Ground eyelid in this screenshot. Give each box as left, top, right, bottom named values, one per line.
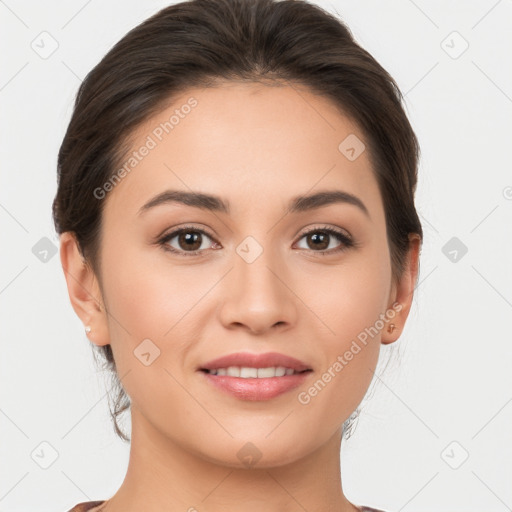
left=158, top=223, right=355, bottom=256
left=156, top=224, right=219, bottom=255
left=295, top=224, right=351, bottom=241
left=294, top=225, right=355, bottom=255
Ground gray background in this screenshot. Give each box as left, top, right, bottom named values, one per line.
left=1, top=0, right=511, bottom=510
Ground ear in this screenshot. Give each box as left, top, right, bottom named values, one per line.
left=381, top=233, right=422, bottom=344
left=59, top=232, right=110, bottom=347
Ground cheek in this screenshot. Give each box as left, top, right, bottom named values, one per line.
left=101, top=240, right=213, bottom=341
left=306, top=246, right=390, bottom=404
left=99, top=240, right=223, bottom=405
left=297, top=280, right=384, bottom=430
left=316, top=250, right=392, bottom=343
left=99, top=244, right=204, bottom=415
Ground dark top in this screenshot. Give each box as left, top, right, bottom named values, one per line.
left=67, top=501, right=390, bottom=512
left=67, top=502, right=105, bottom=512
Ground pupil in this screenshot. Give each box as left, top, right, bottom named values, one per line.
left=310, top=232, right=328, bottom=250
left=180, top=232, right=201, bottom=250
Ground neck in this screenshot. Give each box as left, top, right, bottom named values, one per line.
left=103, top=408, right=360, bottom=512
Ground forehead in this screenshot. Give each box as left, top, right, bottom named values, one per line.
left=103, top=82, right=383, bottom=221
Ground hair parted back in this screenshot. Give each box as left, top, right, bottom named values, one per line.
left=53, top=0, right=423, bottom=443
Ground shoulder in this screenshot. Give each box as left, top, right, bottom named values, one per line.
left=66, top=501, right=106, bottom=512
left=65, top=501, right=388, bottom=512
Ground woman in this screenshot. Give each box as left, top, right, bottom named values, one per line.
left=54, top=0, right=422, bottom=510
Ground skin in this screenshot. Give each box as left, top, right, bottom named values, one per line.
left=60, top=81, right=421, bottom=512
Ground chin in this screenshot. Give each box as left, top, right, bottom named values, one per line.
left=192, top=434, right=313, bottom=470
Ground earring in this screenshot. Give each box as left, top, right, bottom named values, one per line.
left=387, top=323, right=396, bottom=333
left=85, top=325, right=92, bottom=334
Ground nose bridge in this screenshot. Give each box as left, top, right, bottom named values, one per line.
left=235, top=235, right=286, bottom=304
left=237, top=242, right=282, bottom=297
left=218, top=234, right=297, bottom=332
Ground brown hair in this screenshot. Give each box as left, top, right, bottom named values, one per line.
left=53, top=0, right=423, bottom=442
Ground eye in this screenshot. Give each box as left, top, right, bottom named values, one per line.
left=157, top=224, right=355, bottom=257
left=158, top=225, right=219, bottom=255
left=294, top=226, right=354, bottom=255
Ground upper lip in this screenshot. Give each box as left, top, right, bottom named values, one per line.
left=199, top=351, right=312, bottom=372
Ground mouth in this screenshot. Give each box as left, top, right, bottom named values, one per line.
left=197, top=352, right=313, bottom=400
left=198, top=351, right=312, bottom=373
left=198, top=367, right=312, bottom=401
left=200, top=366, right=311, bottom=377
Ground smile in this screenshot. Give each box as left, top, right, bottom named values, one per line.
left=202, top=366, right=307, bottom=377
left=199, top=368, right=312, bottom=400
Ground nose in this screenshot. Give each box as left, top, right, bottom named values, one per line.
left=217, top=247, right=298, bottom=335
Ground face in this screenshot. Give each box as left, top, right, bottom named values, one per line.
left=70, top=82, right=413, bottom=468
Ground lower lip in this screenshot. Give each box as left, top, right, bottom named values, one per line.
left=199, top=371, right=311, bottom=400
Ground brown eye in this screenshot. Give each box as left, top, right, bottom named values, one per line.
left=305, top=231, right=330, bottom=250
left=295, top=227, right=354, bottom=255
left=159, top=226, right=218, bottom=255
left=158, top=225, right=354, bottom=257
left=176, top=231, right=203, bottom=251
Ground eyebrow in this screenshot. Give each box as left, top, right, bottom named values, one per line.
left=137, top=189, right=369, bottom=218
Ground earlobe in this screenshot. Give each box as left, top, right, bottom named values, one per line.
left=59, top=232, right=110, bottom=346
left=381, top=233, right=422, bottom=345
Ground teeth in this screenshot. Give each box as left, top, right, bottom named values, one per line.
left=275, top=366, right=286, bottom=377
left=227, top=366, right=240, bottom=377
left=240, top=367, right=257, bottom=378
left=258, top=367, right=276, bottom=378
left=206, top=366, right=299, bottom=378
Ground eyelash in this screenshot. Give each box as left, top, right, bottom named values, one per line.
left=157, top=224, right=356, bottom=257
